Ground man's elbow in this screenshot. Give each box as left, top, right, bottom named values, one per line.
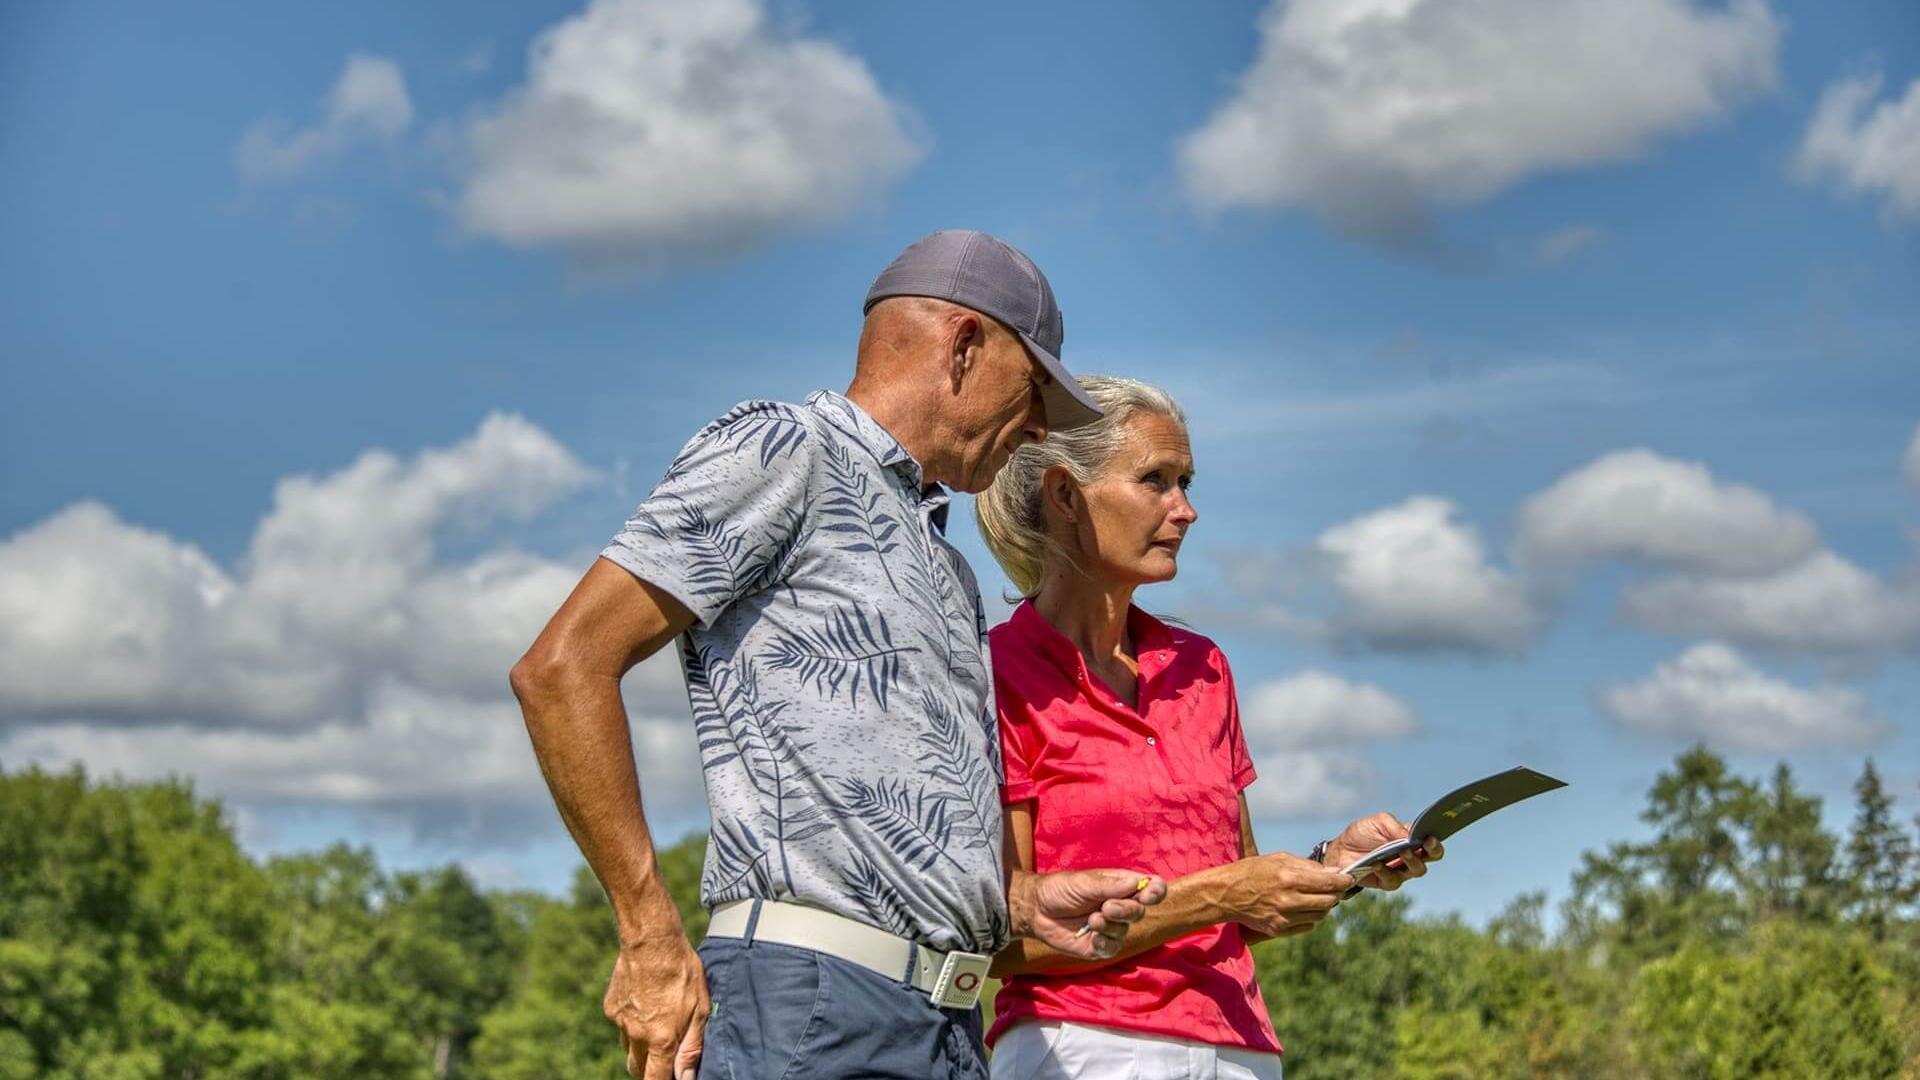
left=509, top=646, right=573, bottom=710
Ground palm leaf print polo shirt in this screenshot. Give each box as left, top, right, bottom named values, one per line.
left=601, top=390, right=1009, bottom=953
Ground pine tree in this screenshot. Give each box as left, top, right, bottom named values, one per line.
left=1566, top=745, right=1754, bottom=956
left=1843, top=759, right=1918, bottom=938
left=1644, top=745, right=1753, bottom=899
left=1740, top=763, right=1838, bottom=923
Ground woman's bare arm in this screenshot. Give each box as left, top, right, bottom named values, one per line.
left=989, top=796, right=1349, bottom=977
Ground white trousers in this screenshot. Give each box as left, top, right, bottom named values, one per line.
left=990, top=1021, right=1284, bottom=1080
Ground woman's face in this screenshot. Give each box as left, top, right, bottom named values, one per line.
left=1062, top=411, right=1197, bottom=586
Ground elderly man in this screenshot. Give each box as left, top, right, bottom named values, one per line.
left=512, top=231, right=1168, bottom=1080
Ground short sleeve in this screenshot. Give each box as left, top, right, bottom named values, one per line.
left=1220, top=651, right=1258, bottom=791
left=999, top=707, right=1038, bottom=805
left=600, top=402, right=815, bottom=628
left=995, top=670, right=1040, bottom=805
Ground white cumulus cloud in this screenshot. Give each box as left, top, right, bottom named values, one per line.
left=0, top=503, right=240, bottom=721
left=2, top=676, right=700, bottom=844
left=1240, top=750, right=1378, bottom=820
left=457, top=0, right=922, bottom=264
left=0, top=416, right=700, bottom=841
left=1595, top=641, right=1884, bottom=751
left=235, top=54, right=414, bottom=182
left=1622, top=551, right=1920, bottom=656
left=1796, top=74, right=1920, bottom=224
left=1515, top=449, right=1820, bottom=576
left=0, top=413, right=592, bottom=725
left=1177, top=0, right=1780, bottom=243
left=1236, top=670, right=1421, bottom=821
left=1242, top=670, right=1419, bottom=750
left=1316, top=496, right=1543, bottom=654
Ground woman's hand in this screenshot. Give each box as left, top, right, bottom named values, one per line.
left=1322, top=812, right=1446, bottom=891
left=1218, top=852, right=1355, bottom=938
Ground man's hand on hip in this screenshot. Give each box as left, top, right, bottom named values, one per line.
left=604, top=929, right=709, bottom=1080
left=1010, top=868, right=1169, bottom=959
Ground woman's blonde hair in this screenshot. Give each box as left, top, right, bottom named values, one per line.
left=974, top=375, right=1187, bottom=597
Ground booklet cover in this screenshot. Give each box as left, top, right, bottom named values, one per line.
left=1340, top=766, right=1568, bottom=886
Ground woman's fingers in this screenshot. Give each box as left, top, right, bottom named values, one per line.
left=1253, top=903, right=1335, bottom=937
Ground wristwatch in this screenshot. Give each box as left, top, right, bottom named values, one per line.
left=1308, top=838, right=1333, bottom=865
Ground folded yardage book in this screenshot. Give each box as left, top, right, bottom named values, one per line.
left=1340, top=766, right=1567, bottom=889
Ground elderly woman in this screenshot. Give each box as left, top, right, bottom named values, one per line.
left=974, top=376, right=1443, bottom=1080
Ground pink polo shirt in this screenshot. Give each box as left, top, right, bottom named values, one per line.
left=986, top=600, right=1281, bottom=1055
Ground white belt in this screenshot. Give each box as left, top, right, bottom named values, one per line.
left=706, top=899, right=992, bottom=1010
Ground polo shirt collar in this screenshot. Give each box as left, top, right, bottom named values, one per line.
left=1008, top=598, right=1177, bottom=669
left=805, top=389, right=950, bottom=533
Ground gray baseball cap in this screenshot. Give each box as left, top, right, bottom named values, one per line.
left=863, top=229, right=1104, bottom=430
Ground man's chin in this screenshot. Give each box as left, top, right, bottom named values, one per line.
left=966, top=454, right=1015, bottom=492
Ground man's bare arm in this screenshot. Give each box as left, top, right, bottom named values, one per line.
left=510, top=557, right=706, bottom=1080
left=511, top=557, right=693, bottom=939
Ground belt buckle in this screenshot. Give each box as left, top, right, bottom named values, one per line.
left=928, top=950, right=991, bottom=1009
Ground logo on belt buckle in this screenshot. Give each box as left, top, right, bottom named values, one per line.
left=929, top=950, right=991, bottom=1009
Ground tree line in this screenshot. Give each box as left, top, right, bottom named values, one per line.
left=2, top=747, right=1916, bottom=1079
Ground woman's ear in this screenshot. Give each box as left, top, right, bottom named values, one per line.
left=1041, top=465, right=1078, bottom=524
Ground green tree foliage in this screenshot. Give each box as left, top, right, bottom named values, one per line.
left=0, top=769, right=536, bottom=1080
left=1742, top=763, right=1841, bottom=923
left=1845, top=759, right=1919, bottom=938
left=1632, top=921, right=1903, bottom=1079
left=4, top=758, right=1917, bottom=1080
left=469, top=870, right=627, bottom=1080
left=1565, top=746, right=1754, bottom=958
left=0, top=767, right=279, bottom=1079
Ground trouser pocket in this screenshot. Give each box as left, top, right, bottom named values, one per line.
left=698, top=940, right=827, bottom=1080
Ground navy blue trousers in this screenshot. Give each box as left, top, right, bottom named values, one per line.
left=696, top=933, right=989, bottom=1080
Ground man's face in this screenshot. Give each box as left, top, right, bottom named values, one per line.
left=950, top=328, right=1050, bottom=493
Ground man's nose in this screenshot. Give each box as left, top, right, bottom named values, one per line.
left=1024, top=400, right=1050, bottom=445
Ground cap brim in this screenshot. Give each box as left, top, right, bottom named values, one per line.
left=1017, top=331, right=1103, bottom=431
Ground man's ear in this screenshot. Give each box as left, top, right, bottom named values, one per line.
left=947, top=311, right=984, bottom=393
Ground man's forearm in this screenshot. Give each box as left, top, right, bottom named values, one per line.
left=993, top=864, right=1234, bottom=977
left=514, top=662, right=680, bottom=943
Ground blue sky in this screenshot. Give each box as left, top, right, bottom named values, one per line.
left=2, top=0, right=1917, bottom=921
